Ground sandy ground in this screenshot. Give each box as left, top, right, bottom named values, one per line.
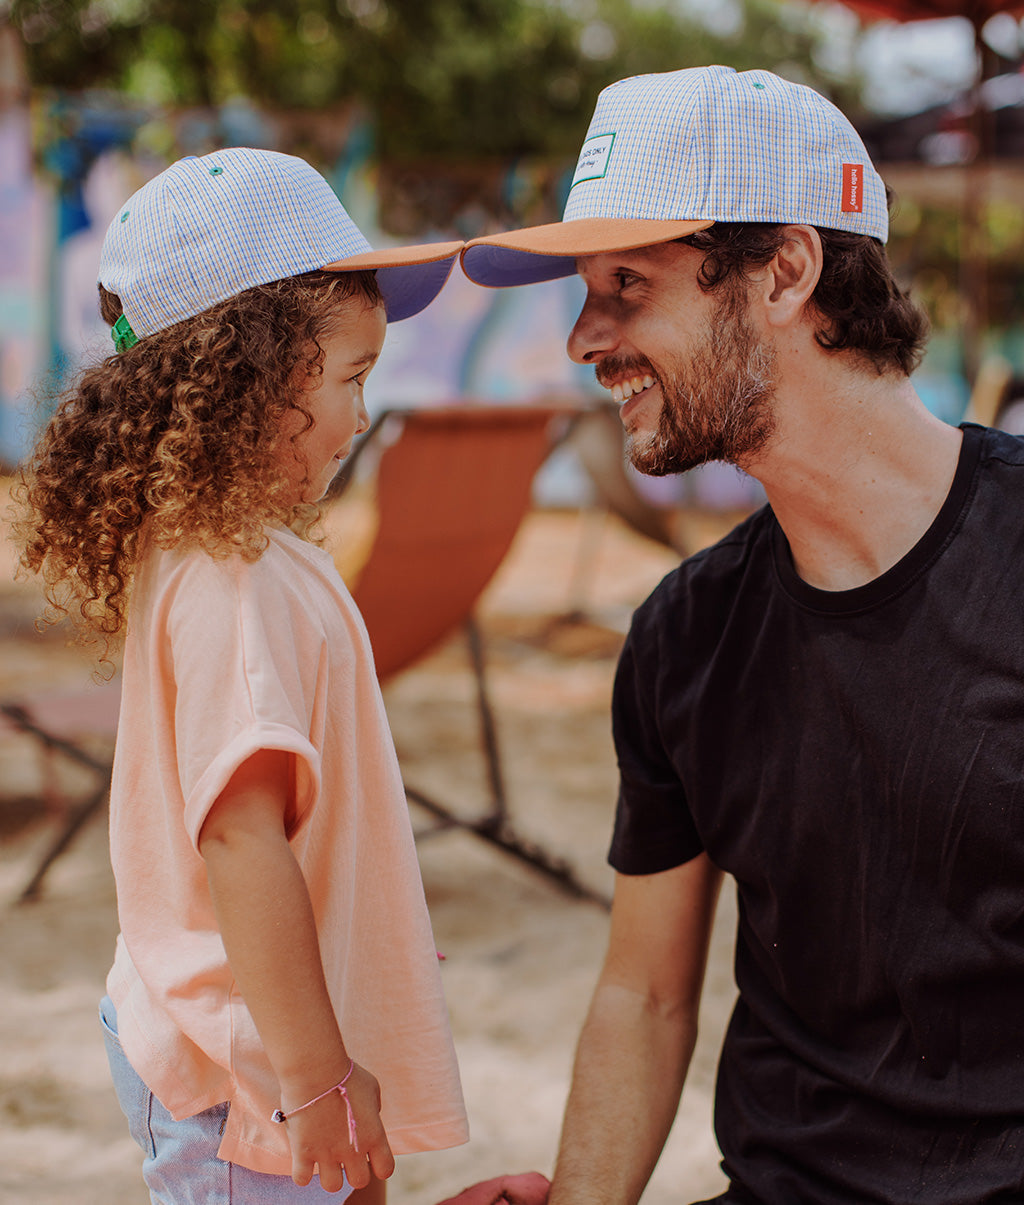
left=0, top=501, right=744, bottom=1205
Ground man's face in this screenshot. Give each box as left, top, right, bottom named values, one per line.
left=568, top=241, right=778, bottom=476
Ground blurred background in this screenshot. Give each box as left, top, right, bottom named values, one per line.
left=2, top=4, right=1024, bottom=1202
left=3, top=0, right=1024, bottom=480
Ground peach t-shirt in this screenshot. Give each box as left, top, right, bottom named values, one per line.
left=106, top=526, right=468, bottom=1174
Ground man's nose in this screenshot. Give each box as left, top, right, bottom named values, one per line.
left=567, top=294, right=620, bottom=366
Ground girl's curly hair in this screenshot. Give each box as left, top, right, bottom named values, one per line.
left=13, top=269, right=383, bottom=652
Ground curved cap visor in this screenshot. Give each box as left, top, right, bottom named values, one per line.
left=461, top=217, right=712, bottom=287
left=326, top=241, right=462, bottom=321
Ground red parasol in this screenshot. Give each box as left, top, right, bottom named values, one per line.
left=834, top=0, right=1024, bottom=20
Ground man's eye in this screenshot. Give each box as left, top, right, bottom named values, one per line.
left=614, top=272, right=640, bottom=291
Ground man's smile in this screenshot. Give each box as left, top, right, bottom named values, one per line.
left=606, top=372, right=655, bottom=404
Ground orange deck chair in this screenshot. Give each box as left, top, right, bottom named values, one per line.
left=325, top=403, right=606, bottom=905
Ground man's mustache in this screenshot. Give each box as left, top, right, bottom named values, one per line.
left=594, top=355, right=658, bottom=390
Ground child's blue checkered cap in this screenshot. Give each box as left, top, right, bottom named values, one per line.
left=99, top=147, right=462, bottom=340
left=461, top=65, right=889, bottom=287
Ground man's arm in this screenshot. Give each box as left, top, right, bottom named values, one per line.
left=549, top=853, right=723, bottom=1205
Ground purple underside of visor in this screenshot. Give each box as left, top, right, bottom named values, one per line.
left=461, top=244, right=579, bottom=288
left=374, top=256, right=458, bottom=321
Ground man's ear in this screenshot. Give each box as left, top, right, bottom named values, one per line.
left=758, top=225, right=822, bottom=330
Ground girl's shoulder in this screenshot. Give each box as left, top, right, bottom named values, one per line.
left=139, top=527, right=339, bottom=616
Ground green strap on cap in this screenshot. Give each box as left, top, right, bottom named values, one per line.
left=112, top=313, right=139, bottom=353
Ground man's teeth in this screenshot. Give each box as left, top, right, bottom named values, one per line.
left=610, top=374, right=655, bottom=403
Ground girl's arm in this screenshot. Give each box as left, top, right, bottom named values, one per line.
left=198, top=748, right=395, bottom=1192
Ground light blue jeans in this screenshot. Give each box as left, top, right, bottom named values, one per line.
left=100, top=996, right=353, bottom=1204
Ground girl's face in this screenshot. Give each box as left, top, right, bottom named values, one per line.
left=283, top=301, right=386, bottom=503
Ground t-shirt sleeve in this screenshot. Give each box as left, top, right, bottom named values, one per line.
left=608, top=620, right=704, bottom=875
left=164, top=553, right=325, bottom=850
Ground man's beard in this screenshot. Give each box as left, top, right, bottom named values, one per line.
left=620, top=287, right=778, bottom=478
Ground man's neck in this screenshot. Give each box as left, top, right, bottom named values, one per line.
left=742, top=364, right=964, bottom=593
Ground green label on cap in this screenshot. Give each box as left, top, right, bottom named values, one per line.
left=112, top=313, right=139, bottom=353
left=571, top=133, right=615, bottom=190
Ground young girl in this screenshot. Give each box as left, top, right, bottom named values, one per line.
left=15, top=147, right=469, bottom=1203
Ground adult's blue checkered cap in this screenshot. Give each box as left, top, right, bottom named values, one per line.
left=99, top=147, right=461, bottom=334
left=461, top=65, right=889, bottom=288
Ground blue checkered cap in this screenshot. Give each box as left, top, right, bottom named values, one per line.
left=461, top=65, right=888, bottom=288
left=569, top=66, right=887, bottom=233
left=100, top=148, right=460, bottom=332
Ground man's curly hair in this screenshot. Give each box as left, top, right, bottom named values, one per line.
left=13, top=269, right=383, bottom=651
left=680, top=215, right=929, bottom=377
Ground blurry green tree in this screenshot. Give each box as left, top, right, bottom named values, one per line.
left=7, top=0, right=863, bottom=159
left=8, top=1, right=1024, bottom=380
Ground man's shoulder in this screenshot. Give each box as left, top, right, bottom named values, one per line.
left=958, top=424, right=1024, bottom=532
left=646, top=503, right=772, bottom=602
left=631, top=504, right=774, bottom=637
left=975, top=422, right=1024, bottom=470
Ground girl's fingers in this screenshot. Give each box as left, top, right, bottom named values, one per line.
left=293, top=1158, right=350, bottom=1194
left=368, top=1140, right=396, bottom=1181
left=344, top=1157, right=372, bottom=1190
left=291, top=1158, right=315, bottom=1187
left=317, top=1161, right=347, bottom=1194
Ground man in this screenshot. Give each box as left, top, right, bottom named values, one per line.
left=460, top=65, right=1024, bottom=1204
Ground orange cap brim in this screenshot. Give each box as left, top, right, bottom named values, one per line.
left=460, top=217, right=713, bottom=287
left=325, top=240, right=464, bottom=321
left=325, top=240, right=464, bottom=272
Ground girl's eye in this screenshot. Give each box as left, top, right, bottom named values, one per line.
left=347, top=369, right=370, bottom=385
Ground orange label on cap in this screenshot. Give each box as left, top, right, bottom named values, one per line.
left=842, top=163, right=863, bottom=213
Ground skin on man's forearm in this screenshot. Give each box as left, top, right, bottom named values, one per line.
left=548, top=981, right=697, bottom=1205
left=550, top=857, right=723, bottom=1205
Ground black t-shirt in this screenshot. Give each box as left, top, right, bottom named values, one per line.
left=610, top=424, right=1024, bottom=1204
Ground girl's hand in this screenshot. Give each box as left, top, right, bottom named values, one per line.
left=284, top=1062, right=395, bottom=1193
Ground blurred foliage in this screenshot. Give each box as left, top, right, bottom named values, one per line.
left=888, top=193, right=1024, bottom=337
left=10, top=0, right=1024, bottom=342
left=7, top=0, right=863, bottom=159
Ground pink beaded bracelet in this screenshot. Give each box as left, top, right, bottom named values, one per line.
left=270, top=1059, right=359, bottom=1150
